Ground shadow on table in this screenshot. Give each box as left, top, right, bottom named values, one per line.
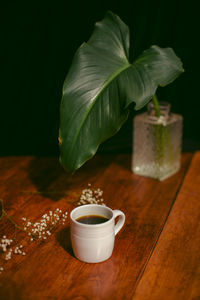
left=26, top=154, right=115, bottom=202
left=0, top=277, right=22, bottom=300
left=56, top=226, right=75, bottom=258
left=26, top=157, right=68, bottom=201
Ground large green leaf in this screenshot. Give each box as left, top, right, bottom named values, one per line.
left=59, top=11, right=184, bottom=172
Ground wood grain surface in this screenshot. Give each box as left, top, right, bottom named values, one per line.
left=0, top=153, right=195, bottom=300
left=132, top=152, right=200, bottom=300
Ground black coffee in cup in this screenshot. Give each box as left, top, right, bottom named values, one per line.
left=76, top=215, right=109, bottom=224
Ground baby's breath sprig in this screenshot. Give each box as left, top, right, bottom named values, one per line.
left=21, top=208, right=68, bottom=242
left=0, top=199, right=68, bottom=274
left=77, top=184, right=105, bottom=206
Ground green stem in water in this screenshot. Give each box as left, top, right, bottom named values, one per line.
left=152, top=94, right=164, bottom=170
left=152, top=94, right=160, bottom=118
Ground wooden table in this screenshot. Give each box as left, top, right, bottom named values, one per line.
left=0, top=152, right=199, bottom=300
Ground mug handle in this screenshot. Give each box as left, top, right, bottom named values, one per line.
left=113, top=210, right=125, bottom=236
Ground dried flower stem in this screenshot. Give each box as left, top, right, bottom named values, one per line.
left=0, top=199, right=26, bottom=238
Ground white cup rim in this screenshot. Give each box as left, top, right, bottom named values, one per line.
left=70, top=204, right=114, bottom=228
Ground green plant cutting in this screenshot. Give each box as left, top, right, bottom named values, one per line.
left=59, top=11, right=184, bottom=173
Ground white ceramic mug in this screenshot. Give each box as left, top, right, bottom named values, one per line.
left=70, top=204, right=125, bottom=263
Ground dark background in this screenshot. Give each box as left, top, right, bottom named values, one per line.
left=1, top=0, right=200, bottom=157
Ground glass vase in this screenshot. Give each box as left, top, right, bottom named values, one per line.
left=132, top=101, right=183, bottom=181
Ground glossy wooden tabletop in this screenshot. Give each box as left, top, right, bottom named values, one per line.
left=0, top=152, right=199, bottom=300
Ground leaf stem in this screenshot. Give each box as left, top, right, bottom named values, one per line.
left=152, top=94, right=161, bottom=118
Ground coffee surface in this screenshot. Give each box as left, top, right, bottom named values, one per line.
left=76, top=215, right=109, bottom=224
